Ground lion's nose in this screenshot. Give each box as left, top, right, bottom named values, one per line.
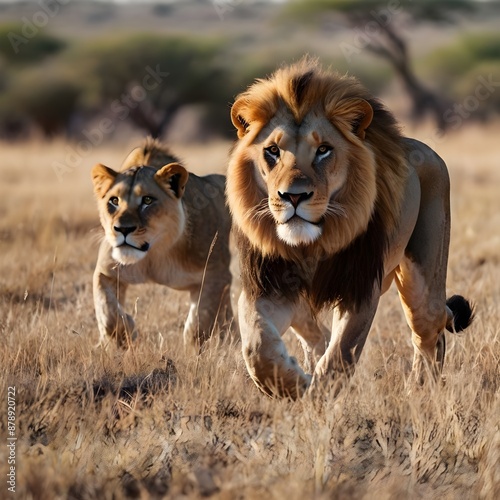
left=114, top=226, right=136, bottom=236
left=278, top=191, right=313, bottom=208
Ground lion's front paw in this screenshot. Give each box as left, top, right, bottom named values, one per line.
left=249, top=356, right=312, bottom=400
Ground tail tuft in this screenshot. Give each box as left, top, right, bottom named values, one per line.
left=446, top=295, right=475, bottom=333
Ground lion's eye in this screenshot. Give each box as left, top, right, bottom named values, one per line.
left=315, top=144, right=333, bottom=161
left=264, top=144, right=280, bottom=167
left=142, top=196, right=154, bottom=206
left=109, top=196, right=119, bottom=206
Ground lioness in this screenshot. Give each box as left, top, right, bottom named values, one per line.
left=92, top=138, right=233, bottom=349
left=226, top=59, right=474, bottom=398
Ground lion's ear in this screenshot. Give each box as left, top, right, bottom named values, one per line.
left=338, top=98, right=374, bottom=140
left=231, top=97, right=251, bottom=139
left=155, top=162, right=189, bottom=198
left=91, top=163, right=118, bottom=198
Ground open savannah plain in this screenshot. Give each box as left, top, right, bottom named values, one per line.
left=1, top=1, right=500, bottom=498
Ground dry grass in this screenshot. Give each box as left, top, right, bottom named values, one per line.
left=0, top=125, right=499, bottom=499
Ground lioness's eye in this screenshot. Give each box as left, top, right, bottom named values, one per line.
left=109, top=196, right=119, bottom=206
left=142, top=196, right=154, bottom=206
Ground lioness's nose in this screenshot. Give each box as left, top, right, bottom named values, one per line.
left=114, top=226, right=136, bottom=236
left=278, top=191, right=313, bottom=208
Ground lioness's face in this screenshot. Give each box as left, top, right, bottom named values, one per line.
left=92, top=163, right=188, bottom=266
left=252, top=110, right=352, bottom=247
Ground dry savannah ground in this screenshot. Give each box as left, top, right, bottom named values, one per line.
left=1, top=123, right=499, bottom=499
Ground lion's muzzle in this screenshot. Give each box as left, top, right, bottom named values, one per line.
left=278, top=190, right=314, bottom=208
left=271, top=185, right=324, bottom=246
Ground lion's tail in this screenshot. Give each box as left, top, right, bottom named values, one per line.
left=445, top=295, right=475, bottom=333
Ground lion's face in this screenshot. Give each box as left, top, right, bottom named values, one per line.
left=252, top=110, right=358, bottom=247
left=92, top=163, right=188, bottom=266
left=227, top=98, right=379, bottom=258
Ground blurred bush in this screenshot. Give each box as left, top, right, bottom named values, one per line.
left=6, top=66, right=81, bottom=136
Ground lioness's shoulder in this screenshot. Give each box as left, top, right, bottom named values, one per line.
left=189, top=172, right=225, bottom=189
left=184, top=172, right=228, bottom=221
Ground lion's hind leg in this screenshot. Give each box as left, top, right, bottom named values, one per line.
left=395, top=259, right=449, bottom=384
left=396, top=273, right=474, bottom=386
left=396, top=145, right=448, bottom=382
left=396, top=146, right=474, bottom=385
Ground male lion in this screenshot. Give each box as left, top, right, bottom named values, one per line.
left=226, top=59, right=474, bottom=398
left=92, top=138, right=233, bottom=349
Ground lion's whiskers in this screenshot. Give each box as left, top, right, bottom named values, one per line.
left=325, top=202, right=347, bottom=219
left=247, top=200, right=273, bottom=222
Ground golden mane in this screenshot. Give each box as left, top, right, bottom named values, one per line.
left=227, top=59, right=410, bottom=312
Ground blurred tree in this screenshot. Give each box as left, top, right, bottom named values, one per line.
left=287, top=0, right=476, bottom=130
left=66, top=34, right=231, bottom=138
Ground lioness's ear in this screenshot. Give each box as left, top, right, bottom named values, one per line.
left=231, top=97, right=251, bottom=139
left=155, top=162, right=189, bottom=198
left=91, top=163, right=118, bottom=198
